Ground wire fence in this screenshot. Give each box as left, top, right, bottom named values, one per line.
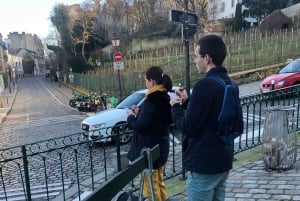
left=64, top=28, right=300, bottom=98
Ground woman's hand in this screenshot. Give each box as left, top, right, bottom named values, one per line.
left=127, top=105, right=139, bottom=116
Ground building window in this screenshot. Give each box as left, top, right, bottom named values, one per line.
left=232, top=0, right=235, bottom=7
left=220, top=2, right=225, bottom=13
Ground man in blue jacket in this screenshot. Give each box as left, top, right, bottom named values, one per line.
left=170, top=34, right=243, bottom=201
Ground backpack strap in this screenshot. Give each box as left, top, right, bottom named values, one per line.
left=206, top=75, right=233, bottom=87
left=206, top=75, right=239, bottom=94
left=206, top=75, right=230, bottom=120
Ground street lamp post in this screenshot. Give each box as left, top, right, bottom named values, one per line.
left=96, top=59, right=101, bottom=96
left=56, top=67, right=61, bottom=87
left=111, top=34, right=123, bottom=172
left=69, top=67, right=74, bottom=94
left=111, top=33, right=122, bottom=99
left=6, top=68, right=11, bottom=93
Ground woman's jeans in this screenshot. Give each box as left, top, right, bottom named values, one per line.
left=187, top=171, right=229, bottom=201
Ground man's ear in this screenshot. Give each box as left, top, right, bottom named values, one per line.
left=204, top=55, right=210, bottom=65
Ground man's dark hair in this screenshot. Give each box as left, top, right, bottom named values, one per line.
left=197, top=34, right=227, bottom=66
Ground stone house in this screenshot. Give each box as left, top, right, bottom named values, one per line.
left=0, top=34, right=7, bottom=72
left=7, top=48, right=24, bottom=78
left=0, top=34, right=7, bottom=93
left=6, top=32, right=45, bottom=75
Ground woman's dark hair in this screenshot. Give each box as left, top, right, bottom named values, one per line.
left=145, top=66, right=173, bottom=91
left=197, top=34, right=227, bottom=66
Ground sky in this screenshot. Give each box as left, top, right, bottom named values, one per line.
left=0, top=0, right=84, bottom=40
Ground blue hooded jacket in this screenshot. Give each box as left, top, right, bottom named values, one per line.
left=171, top=67, right=243, bottom=174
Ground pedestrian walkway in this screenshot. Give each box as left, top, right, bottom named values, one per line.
left=0, top=83, right=18, bottom=124
left=1, top=78, right=300, bottom=201
left=167, top=148, right=300, bottom=201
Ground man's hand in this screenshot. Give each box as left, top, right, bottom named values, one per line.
left=175, top=88, right=188, bottom=103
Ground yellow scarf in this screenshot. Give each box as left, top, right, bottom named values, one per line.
left=145, top=85, right=166, bottom=97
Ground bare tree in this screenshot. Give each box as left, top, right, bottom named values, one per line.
left=194, top=0, right=208, bottom=31
left=101, top=0, right=128, bottom=35
left=208, top=0, right=218, bottom=21
left=72, top=15, right=96, bottom=62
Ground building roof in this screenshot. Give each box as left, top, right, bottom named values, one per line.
left=281, top=3, right=300, bottom=18
left=8, top=48, right=38, bottom=57
left=259, top=10, right=293, bottom=34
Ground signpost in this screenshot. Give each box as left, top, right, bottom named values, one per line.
left=169, top=6, right=198, bottom=97
left=113, top=51, right=124, bottom=70
left=111, top=33, right=122, bottom=99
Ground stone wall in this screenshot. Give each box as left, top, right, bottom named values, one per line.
left=130, top=37, right=181, bottom=54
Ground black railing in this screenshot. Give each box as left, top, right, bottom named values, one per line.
left=83, top=145, right=160, bottom=201
left=1, top=85, right=300, bottom=201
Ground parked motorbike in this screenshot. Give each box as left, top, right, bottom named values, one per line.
left=69, top=94, right=86, bottom=108
left=70, top=92, right=108, bottom=112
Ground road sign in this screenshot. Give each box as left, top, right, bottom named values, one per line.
left=113, top=62, right=124, bottom=70
left=169, top=9, right=198, bottom=26
left=113, top=51, right=123, bottom=62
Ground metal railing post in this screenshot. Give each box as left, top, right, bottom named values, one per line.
left=271, top=81, right=275, bottom=106
left=22, top=145, right=32, bottom=201
left=181, top=134, right=186, bottom=180
left=116, top=126, right=121, bottom=172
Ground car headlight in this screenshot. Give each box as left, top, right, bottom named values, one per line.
left=275, top=81, right=285, bottom=86
left=90, top=123, right=106, bottom=131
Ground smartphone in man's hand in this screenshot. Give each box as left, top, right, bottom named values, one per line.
left=168, top=92, right=179, bottom=100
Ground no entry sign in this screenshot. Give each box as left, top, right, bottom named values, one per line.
left=113, top=51, right=122, bottom=62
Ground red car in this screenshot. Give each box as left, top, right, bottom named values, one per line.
left=259, top=59, right=300, bottom=93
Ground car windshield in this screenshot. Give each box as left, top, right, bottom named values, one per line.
left=279, top=60, right=300, bottom=73
left=116, top=92, right=145, bottom=109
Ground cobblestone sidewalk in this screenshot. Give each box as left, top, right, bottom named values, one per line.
left=0, top=83, right=18, bottom=124
left=167, top=148, right=300, bottom=201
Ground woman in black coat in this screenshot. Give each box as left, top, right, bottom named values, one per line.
left=127, top=66, right=173, bottom=201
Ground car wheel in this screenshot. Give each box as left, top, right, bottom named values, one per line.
left=111, top=124, right=132, bottom=144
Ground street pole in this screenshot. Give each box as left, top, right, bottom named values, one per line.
left=96, top=59, right=101, bottom=96
left=111, top=33, right=122, bottom=99
left=114, top=47, right=122, bottom=99
left=69, top=68, right=74, bottom=94
left=183, top=0, right=191, bottom=96
left=117, top=69, right=122, bottom=98
left=56, top=67, right=61, bottom=87
left=170, top=7, right=197, bottom=96
left=7, top=68, right=11, bottom=94
left=111, top=33, right=122, bottom=171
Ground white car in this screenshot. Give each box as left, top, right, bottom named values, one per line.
left=81, top=89, right=146, bottom=144
left=81, top=88, right=182, bottom=144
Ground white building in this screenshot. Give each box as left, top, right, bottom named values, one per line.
left=6, top=32, right=45, bottom=75
left=281, top=3, right=300, bottom=18
left=207, top=0, right=239, bottom=20
left=207, top=0, right=257, bottom=25
left=7, top=49, right=24, bottom=78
